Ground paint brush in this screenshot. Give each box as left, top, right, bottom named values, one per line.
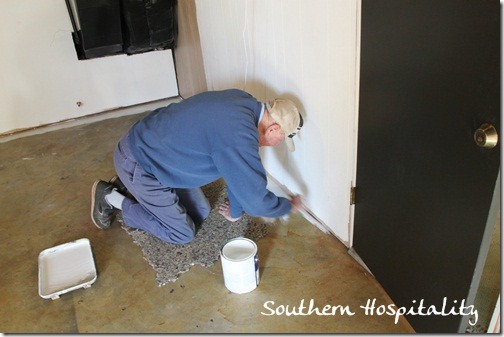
left=266, top=173, right=333, bottom=236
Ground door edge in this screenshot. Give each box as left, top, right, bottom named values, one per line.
left=348, top=0, right=362, bottom=248
left=458, top=170, right=501, bottom=332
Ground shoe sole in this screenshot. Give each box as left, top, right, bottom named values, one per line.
left=90, top=180, right=106, bottom=229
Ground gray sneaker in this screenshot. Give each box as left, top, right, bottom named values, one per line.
left=109, top=175, right=128, bottom=195
left=91, top=180, right=116, bottom=229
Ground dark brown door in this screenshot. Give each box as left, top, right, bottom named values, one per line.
left=353, top=0, right=500, bottom=333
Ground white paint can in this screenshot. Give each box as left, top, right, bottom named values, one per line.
left=220, top=238, right=259, bottom=294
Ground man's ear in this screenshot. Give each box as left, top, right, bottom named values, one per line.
left=266, top=123, right=281, bottom=134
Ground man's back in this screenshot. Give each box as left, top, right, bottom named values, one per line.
left=129, top=89, right=263, bottom=188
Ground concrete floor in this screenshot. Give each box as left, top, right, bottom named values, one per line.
left=0, top=108, right=414, bottom=333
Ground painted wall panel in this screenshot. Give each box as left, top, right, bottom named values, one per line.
left=0, top=0, right=178, bottom=134
left=195, top=0, right=359, bottom=243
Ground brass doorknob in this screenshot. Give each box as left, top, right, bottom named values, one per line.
left=474, top=124, right=498, bottom=149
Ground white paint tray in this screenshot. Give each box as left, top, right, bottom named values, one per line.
left=38, top=238, right=97, bottom=300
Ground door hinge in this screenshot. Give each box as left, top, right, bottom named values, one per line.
left=350, top=186, right=356, bottom=205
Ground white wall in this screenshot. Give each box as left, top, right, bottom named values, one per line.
left=0, top=0, right=178, bottom=134
left=195, top=0, right=360, bottom=244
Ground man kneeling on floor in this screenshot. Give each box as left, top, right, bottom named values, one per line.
left=91, top=89, right=303, bottom=244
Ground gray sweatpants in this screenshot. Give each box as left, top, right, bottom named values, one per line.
left=113, top=132, right=211, bottom=244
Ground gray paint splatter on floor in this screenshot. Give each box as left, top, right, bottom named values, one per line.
left=117, top=179, right=269, bottom=286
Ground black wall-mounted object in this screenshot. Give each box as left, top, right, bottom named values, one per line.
left=66, top=0, right=177, bottom=60
left=121, top=0, right=178, bottom=54
left=69, top=0, right=124, bottom=60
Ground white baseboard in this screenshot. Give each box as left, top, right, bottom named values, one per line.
left=0, top=97, right=181, bottom=143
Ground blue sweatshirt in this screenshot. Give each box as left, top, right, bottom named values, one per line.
left=129, top=89, right=292, bottom=218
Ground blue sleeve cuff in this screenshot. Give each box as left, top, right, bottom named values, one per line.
left=227, top=187, right=244, bottom=218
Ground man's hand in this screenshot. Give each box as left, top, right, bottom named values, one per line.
left=290, top=194, right=303, bottom=213
left=219, top=202, right=242, bottom=222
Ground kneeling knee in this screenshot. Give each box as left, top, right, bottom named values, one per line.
left=201, top=207, right=211, bottom=221
left=176, top=232, right=195, bottom=245
left=170, top=225, right=196, bottom=245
